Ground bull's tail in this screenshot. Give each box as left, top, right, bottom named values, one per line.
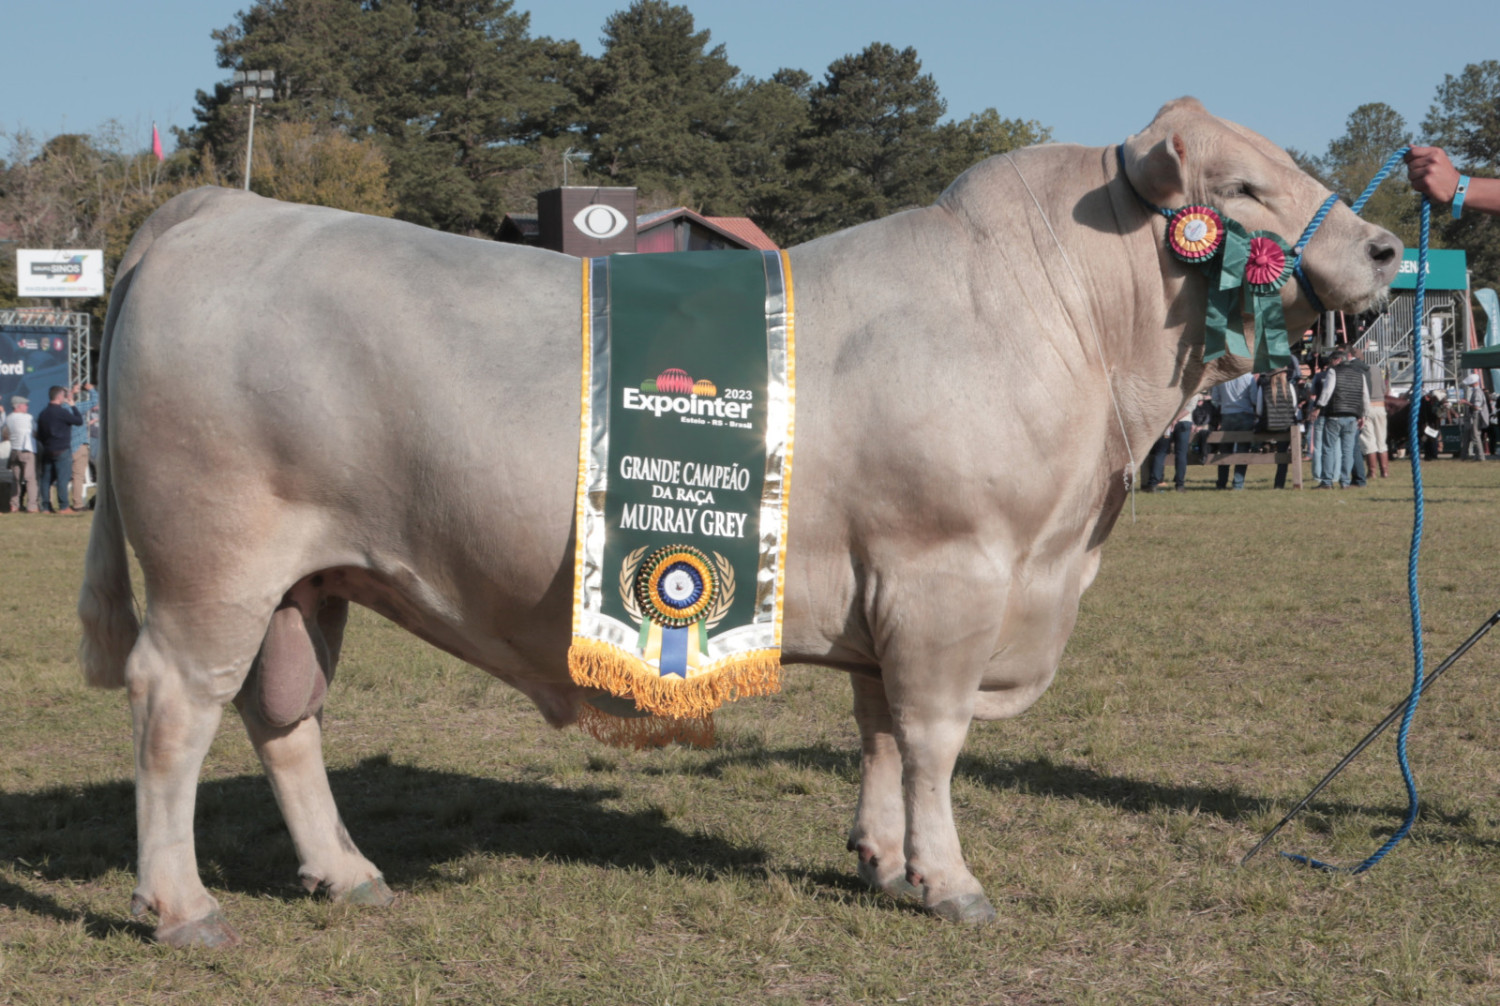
left=77, top=267, right=139, bottom=688
left=77, top=431, right=138, bottom=688
left=77, top=186, right=249, bottom=687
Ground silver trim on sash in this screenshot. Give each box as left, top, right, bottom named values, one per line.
left=757, top=250, right=791, bottom=640
left=579, top=257, right=613, bottom=628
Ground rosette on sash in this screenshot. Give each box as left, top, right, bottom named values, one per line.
left=634, top=546, right=716, bottom=678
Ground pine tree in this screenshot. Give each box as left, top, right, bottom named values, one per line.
left=579, top=1, right=739, bottom=211
left=790, top=44, right=951, bottom=241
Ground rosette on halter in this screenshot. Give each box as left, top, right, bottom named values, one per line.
left=1199, top=222, right=1294, bottom=371
left=1243, top=231, right=1293, bottom=373
left=1167, top=205, right=1225, bottom=263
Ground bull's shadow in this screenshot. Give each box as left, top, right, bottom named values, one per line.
left=7, top=745, right=1491, bottom=937
left=684, top=743, right=1495, bottom=849
left=957, top=752, right=1494, bottom=843
left=0, top=754, right=767, bottom=934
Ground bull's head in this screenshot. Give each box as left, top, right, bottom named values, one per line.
left=1121, top=97, right=1402, bottom=368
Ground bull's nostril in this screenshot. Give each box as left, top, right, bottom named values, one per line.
left=1368, top=240, right=1397, bottom=265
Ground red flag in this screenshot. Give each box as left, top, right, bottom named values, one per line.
left=151, top=122, right=164, bottom=162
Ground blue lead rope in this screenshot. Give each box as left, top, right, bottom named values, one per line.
left=1285, top=147, right=1431, bottom=873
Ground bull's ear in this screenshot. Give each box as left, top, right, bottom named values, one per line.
left=1128, top=133, right=1188, bottom=207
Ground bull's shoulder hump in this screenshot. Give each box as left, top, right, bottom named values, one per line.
left=143, top=186, right=260, bottom=237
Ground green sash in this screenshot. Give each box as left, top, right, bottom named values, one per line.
left=569, top=251, right=795, bottom=729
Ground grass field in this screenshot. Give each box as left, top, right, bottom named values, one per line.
left=5, top=459, right=1500, bottom=1004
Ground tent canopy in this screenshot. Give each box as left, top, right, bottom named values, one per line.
left=1460, top=344, right=1500, bottom=369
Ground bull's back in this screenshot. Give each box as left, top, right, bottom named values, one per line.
left=105, top=191, right=588, bottom=627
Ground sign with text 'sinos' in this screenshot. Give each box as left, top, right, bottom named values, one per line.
left=569, top=250, right=795, bottom=727
left=17, top=250, right=105, bottom=298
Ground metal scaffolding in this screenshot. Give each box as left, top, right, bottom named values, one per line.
left=1357, top=289, right=1469, bottom=392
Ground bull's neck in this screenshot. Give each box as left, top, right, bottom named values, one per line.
left=948, top=144, right=1203, bottom=478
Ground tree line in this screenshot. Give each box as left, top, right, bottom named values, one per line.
left=0, top=0, right=1495, bottom=329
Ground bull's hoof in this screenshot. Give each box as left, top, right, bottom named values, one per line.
left=155, top=910, right=242, bottom=948
left=858, top=864, right=920, bottom=900
left=339, top=875, right=395, bottom=908
left=930, top=892, right=997, bottom=925
left=853, top=843, right=919, bottom=899
left=884, top=875, right=922, bottom=899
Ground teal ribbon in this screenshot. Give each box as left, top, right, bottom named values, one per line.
left=1199, top=219, right=1292, bottom=371
left=1252, top=292, right=1289, bottom=373
left=1203, top=219, right=1250, bottom=362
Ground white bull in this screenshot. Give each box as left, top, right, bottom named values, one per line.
left=79, top=98, right=1401, bottom=946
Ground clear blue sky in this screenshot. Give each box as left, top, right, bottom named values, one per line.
left=2, top=0, right=1493, bottom=163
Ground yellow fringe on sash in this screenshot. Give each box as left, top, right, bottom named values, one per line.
left=568, top=638, right=782, bottom=720
left=575, top=703, right=716, bottom=750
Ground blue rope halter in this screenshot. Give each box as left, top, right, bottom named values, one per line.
left=1283, top=145, right=1431, bottom=874
left=1119, top=141, right=1435, bottom=873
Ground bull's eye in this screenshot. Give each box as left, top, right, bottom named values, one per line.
left=1216, top=181, right=1264, bottom=205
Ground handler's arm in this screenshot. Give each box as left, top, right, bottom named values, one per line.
left=1406, top=147, right=1500, bottom=217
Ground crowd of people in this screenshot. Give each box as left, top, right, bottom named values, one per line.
left=0, top=384, right=98, bottom=514
left=1143, top=345, right=1496, bottom=493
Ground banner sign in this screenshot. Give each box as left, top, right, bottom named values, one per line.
left=1391, top=248, right=1468, bottom=291
left=16, top=250, right=105, bottom=298
left=0, top=327, right=70, bottom=406
left=570, top=250, right=795, bottom=725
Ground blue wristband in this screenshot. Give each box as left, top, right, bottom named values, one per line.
left=1452, top=175, right=1470, bottom=219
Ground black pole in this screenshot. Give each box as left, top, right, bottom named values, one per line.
left=1241, top=607, right=1500, bottom=866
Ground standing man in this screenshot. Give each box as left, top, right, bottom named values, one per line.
left=1461, top=373, right=1489, bottom=461
left=1347, top=344, right=1390, bottom=481
left=34, top=385, right=82, bottom=514
left=1145, top=402, right=1195, bottom=493
left=1211, top=372, right=1258, bottom=490
left=70, top=382, right=97, bottom=509
left=1315, top=349, right=1369, bottom=488
left=1, top=395, right=39, bottom=513
left=1306, top=356, right=1334, bottom=487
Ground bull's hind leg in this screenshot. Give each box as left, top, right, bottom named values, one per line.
left=126, top=615, right=259, bottom=947
left=235, top=591, right=391, bottom=906
left=848, top=674, right=919, bottom=898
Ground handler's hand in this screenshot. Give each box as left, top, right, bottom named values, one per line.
left=1406, top=147, right=1462, bottom=203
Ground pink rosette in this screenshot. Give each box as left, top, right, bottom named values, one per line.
left=1245, top=234, right=1291, bottom=292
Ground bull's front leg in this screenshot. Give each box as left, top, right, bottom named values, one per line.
left=888, top=678, right=995, bottom=923
left=847, top=674, right=919, bottom=898
left=873, top=567, right=1002, bottom=924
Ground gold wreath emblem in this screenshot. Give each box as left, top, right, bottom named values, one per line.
left=619, top=547, right=735, bottom=629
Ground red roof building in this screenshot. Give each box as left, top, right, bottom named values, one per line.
left=497, top=188, right=778, bottom=256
